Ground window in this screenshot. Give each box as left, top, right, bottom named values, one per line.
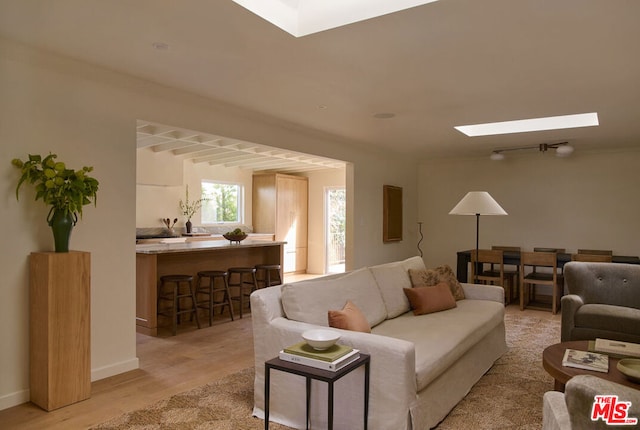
left=201, top=181, right=243, bottom=224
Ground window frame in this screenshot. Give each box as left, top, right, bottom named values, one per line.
left=200, top=180, right=244, bottom=225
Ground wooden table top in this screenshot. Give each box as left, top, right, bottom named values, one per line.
left=542, top=340, right=640, bottom=390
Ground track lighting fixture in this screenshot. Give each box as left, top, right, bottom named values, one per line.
left=490, top=142, right=574, bottom=161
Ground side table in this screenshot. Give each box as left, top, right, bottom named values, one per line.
left=264, top=353, right=370, bottom=430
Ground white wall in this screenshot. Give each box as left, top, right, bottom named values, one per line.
left=0, top=37, right=419, bottom=409
left=136, top=147, right=254, bottom=229
left=419, top=149, right=640, bottom=273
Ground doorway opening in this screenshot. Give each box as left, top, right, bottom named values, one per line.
left=325, top=187, right=346, bottom=274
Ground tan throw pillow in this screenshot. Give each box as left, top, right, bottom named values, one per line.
left=328, top=300, right=372, bottom=333
left=403, top=282, right=457, bottom=315
left=409, top=265, right=465, bottom=300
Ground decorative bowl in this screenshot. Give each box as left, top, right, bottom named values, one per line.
left=617, top=358, right=640, bottom=383
left=302, top=329, right=341, bottom=350
left=223, top=233, right=248, bottom=243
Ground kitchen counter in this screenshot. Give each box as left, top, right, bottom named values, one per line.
left=136, top=238, right=284, bottom=254
left=136, top=239, right=285, bottom=336
left=136, top=233, right=275, bottom=244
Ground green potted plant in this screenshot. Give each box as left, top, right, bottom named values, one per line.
left=179, top=185, right=207, bottom=234
left=11, top=153, right=99, bottom=252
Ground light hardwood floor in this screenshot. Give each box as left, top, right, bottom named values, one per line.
left=0, top=293, right=560, bottom=429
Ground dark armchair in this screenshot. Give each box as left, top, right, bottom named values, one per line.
left=561, top=262, right=640, bottom=343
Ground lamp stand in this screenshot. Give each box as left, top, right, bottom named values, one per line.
left=474, top=213, right=479, bottom=284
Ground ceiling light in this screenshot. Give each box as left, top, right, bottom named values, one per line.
left=232, top=0, right=439, bottom=37
left=455, top=112, right=599, bottom=137
left=489, top=152, right=505, bottom=161
left=152, top=42, right=170, bottom=51
left=555, top=144, right=575, bottom=157
left=489, top=142, right=574, bottom=160
left=373, top=112, right=396, bottom=119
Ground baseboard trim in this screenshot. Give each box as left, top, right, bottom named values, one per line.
left=91, top=357, right=140, bottom=382
left=0, top=389, right=30, bottom=411
left=0, top=358, right=140, bottom=411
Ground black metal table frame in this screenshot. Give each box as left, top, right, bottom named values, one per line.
left=264, top=353, right=370, bottom=430
left=456, top=249, right=640, bottom=283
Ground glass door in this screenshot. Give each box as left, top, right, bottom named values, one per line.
left=325, top=187, right=346, bottom=274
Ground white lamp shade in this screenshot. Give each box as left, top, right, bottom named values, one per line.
left=449, top=191, right=508, bottom=216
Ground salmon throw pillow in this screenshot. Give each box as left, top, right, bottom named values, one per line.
left=403, top=282, right=457, bottom=315
left=328, top=300, right=372, bottom=333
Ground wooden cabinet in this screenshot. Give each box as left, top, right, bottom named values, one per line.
left=253, top=173, right=308, bottom=273
left=29, top=251, right=91, bottom=411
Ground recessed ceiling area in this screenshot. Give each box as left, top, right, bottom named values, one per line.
left=137, top=121, right=346, bottom=174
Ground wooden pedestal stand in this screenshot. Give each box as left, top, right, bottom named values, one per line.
left=29, top=251, right=91, bottom=411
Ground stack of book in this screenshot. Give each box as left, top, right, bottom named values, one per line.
left=279, top=341, right=360, bottom=371
left=590, top=338, right=640, bottom=359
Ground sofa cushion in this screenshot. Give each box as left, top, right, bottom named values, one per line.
left=370, top=256, right=426, bottom=318
left=403, top=283, right=457, bottom=315
left=328, top=300, right=372, bottom=333
left=409, top=265, right=465, bottom=300
left=574, top=304, right=640, bottom=336
left=372, top=299, right=504, bottom=391
left=281, top=268, right=387, bottom=328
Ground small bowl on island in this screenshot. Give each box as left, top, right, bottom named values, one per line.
left=223, top=228, right=248, bottom=244
left=302, top=329, right=341, bottom=351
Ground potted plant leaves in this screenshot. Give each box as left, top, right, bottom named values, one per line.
left=11, top=153, right=99, bottom=252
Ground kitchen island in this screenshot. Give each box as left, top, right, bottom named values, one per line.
left=136, top=239, right=285, bottom=336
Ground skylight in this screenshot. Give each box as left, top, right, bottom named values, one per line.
left=454, top=112, right=599, bottom=137
left=232, top=0, right=440, bottom=37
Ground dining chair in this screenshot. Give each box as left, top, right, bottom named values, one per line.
left=571, top=253, right=613, bottom=262
left=533, top=247, right=566, bottom=277
left=471, top=249, right=511, bottom=304
left=520, top=251, right=562, bottom=314
left=577, top=249, right=613, bottom=256
left=491, top=245, right=520, bottom=302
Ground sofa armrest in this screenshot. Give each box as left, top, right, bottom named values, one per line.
left=560, top=294, right=584, bottom=342
left=565, top=375, right=640, bottom=429
left=252, top=315, right=417, bottom=427
left=543, top=391, right=571, bottom=430
left=461, top=283, right=505, bottom=303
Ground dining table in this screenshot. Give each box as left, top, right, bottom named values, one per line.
left=456, top=249, right=640, bottom=283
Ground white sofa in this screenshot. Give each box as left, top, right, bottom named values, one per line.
left=251, top=256, right=507, bottom=429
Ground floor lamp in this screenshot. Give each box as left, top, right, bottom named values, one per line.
left=449, top=191, right=507, bottom=283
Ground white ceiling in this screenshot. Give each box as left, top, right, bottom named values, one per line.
left=1, top=0, right=639, bottom=160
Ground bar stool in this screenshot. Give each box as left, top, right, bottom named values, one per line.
left=195, top=270, right=235, bottom=326
left=255, top=264, right=282, bottom=289
left=157, top=274, right=201, bottom=336
left=227, top=267, right=258, bottom=318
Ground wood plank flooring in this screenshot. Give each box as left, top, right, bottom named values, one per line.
left=0, top=313, right=254, bottom=430
left=0, top=296, right=559, bottom=429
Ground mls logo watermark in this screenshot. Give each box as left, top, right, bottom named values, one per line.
left=591, top=395, right=638, bottom=425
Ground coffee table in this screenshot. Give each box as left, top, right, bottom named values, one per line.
left=543, top=340, right=640, bottom=391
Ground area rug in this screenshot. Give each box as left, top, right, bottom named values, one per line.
left=92, top=313, right=559, bottom=429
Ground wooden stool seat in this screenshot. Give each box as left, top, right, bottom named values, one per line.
left=195, top=270, right=234, bottom=326
left=158, top=274, right=200, bottom=336
left=255, top=264, right=282, bottom=289
left=228, top=267, right=258, bottom=318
